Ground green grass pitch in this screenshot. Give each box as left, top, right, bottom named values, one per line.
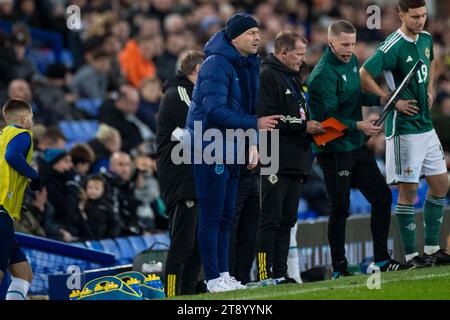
left=173, top=265, right=450, bottom=300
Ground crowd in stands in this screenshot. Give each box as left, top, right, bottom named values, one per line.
left=0, top=0, right=449, bottom=242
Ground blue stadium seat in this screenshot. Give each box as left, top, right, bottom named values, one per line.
left=128, top=236, right=148, bottom=255
left=59, top=120, right=99, bottom=144
left=142, top=234, right=156, bottom=249
left=114, top=237, right=135, bottom=264
left=84, top=240, right=103, bottom=252
left=151, top=233, right=170, bottom=250
left=98, top=239, right=121, bottom=261
left=75, top=99, right=103, bottom=117
left=349, top=189, right=371, bottom=215
left=71, top=242, right=87, bottom=249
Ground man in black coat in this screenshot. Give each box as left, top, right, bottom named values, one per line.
left=99, top=84, right=154, bottom=153
left=156, top=50, right=204, bottom=296
left=255, top=31, right=325, bottom=283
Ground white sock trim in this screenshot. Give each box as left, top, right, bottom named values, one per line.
left=6, top=277, right=30, bottom=300
left=424, top=246, right=440, bottom=255
left=220, top=272, right=230, bottom=278
left=405, top=252, right=419, bottom=262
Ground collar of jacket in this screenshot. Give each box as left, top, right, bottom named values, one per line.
left=162, top=73, right=194, bottom=93
left=262, top=53, right=300, bottom=76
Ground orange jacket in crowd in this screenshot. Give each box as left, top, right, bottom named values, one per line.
left=119, top=39, right=156, bottom=87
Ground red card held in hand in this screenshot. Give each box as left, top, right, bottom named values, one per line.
left=312, top=117, right=348, bottom=146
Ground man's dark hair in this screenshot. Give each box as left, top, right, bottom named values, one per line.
left=178, top=50, right=205, bottom=75
left=274, top=31, right=308, bottom=54
left=41, top=126, right=66, bottom=147
left=70, top=143, right=95, bottom=165
left=328, top=20, right=356, bottom=38
left=398, top=0, right=426, bottom=13
left=2, top=98, right=32, bottom=121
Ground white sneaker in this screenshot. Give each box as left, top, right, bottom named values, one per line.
left=207, top=277, right=234, bottom=293
left=223, top=275, right=246, bottom=290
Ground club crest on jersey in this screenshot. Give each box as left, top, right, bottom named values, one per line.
left=425, top=47, right=430, bottom=59
left=342, top=75, right=347, bottom=82
left=215, top=164, right=224, bottom=175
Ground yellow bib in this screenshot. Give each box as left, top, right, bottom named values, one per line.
left=0, top=126, right=33, bottom=219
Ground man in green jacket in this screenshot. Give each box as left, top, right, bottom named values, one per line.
left=308, top=20, right=412, bottom=278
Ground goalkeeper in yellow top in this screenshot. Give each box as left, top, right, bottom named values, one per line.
left=360, top=0, right=449, bottom=267
left=0, top=98, right=41, bottom=299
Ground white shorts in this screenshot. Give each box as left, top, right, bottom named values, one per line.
left=386, top=129, right=447, bottom=185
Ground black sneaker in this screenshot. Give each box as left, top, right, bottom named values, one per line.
left=332, top=271, right=353, bottom=279
left=407, top=255, right=433, bottom=268
left=423, top=249, right=450, bottom=266
left=374, top=259, right=415, bottom=272
left=276, top=277, right=299, bottom=285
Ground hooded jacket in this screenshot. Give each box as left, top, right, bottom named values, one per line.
left=257, top=53, right=312, bottom=176
left=185, top=30, right=260, bottom=162
left=156, top=74, right=197, bottom=210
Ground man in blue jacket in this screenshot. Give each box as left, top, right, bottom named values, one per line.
left=185, top=13, right=280, bottom=292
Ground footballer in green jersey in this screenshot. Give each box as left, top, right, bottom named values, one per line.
left=360, top=0, right=450, bottom=267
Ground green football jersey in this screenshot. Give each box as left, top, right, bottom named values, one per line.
left=363, top=29, right=434, bottom=137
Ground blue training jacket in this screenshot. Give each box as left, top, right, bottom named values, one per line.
left=186, top=30, right=260, bottom=140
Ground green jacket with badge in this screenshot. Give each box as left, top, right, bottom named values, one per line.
left=307, top=46, right=380, bottom=153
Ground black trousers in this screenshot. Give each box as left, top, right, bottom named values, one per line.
left=229, top=173, right=259, bottom=284
left=256, top=174, right=303, bottom=280
left=165, top=199, right=201, bottom=296
left=316, top=146, right=392, bottom=272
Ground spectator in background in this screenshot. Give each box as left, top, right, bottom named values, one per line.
left=163, top=13, right=186, bottom=34
left=36, top=125, right=66, bottom=151
left=7, top=79, right=32, bottom=103
left=33, top=63, right=79, bottom=125
left=15, top=203, right=46, bottom=237
left=101, top=151, right=140, bottom=236
left=4, top=79, right=42, bottom=123
left=78, top=175, right=120, bottom=239
left=102, top=33, right=127, bottom=92
left=23, top=187, right=74, bottom=242
left=12, top=0, right=41, bottom=27
left=137, top=77, right=162, bottom=133
left=156, top=32, right=186, bottom=82
left=99, top=84, right=154, bottom=153
left=0, top=0, right=14, bottom=21
left=69, top=143, right=95, bottom=185
left=134, top=154, right=166, bottom=232
left=71, top=49, right=111, bottom=99
left=88, top=123, right=121, bottom=173
left=119, top=35, right=158, bottom=88
left=8, top=23, right=38, bottom=83
left=40, top=148, right=82, bottom=239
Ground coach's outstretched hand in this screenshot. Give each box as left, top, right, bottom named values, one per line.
left=29, top=176, right=42, bottom=191
left=258, top=115, right=281, bottom=130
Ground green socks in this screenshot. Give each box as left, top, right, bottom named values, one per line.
left=396, top=204, right=417, bottom=258
left=424, top=195, right=445, bottom=254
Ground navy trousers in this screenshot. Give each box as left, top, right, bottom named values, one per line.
left=193, top=163, right=240, bottom=281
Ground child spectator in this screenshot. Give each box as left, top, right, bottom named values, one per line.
left=79, top=175, right=121, bottom=239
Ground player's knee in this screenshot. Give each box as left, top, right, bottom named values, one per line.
left=398, top=189, right=417, bottom=205
left=428, top=177, right=449, bottom=198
